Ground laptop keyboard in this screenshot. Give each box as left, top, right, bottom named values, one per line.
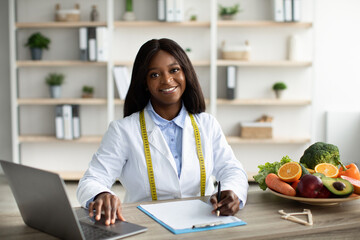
left=80, top=222, right=119, bottom=240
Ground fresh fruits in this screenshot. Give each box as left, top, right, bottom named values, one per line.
left=277, top=162, right=302, bottom=183
left=339, top=175, right=360, bottom=194
left=297, top=174, right=323, bottom=198
left=316, top=185, right=332, bottom=198
left=322, top=177, right=354, bottom=198
left=314, top=163, right=339, bottom=178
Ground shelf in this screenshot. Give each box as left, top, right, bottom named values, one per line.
left=55, top=171, right=85, bottom=181
left=114, top=21, right=210, bottom=28
left=16, top=21, right=107, bottom=28
left=18, top=135, right=102, bottom=143
left=217, top=60, right=312, bottom=67
left=217, top=99, right=311, bottom=106
left=114, top=60, right=211, bottom=67
left=226, top=136, right=311, bottom=144
left=16, top=60, right=107, bottom=67
left=17, top=98, right=107, bottom=105
left=218, top=21, right=313, bottom=28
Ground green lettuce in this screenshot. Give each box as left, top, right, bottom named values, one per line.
left=253, top=156, right=292, bottom=190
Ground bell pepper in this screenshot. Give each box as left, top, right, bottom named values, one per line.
left=339, top=163, right=360, bottom=181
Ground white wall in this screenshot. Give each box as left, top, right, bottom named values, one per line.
left=0, top=0, right=12, bottom=168
left=313, top=0, right=360, bottom=165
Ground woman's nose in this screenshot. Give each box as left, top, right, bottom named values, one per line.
left=162, top=72, right=173, bottom=83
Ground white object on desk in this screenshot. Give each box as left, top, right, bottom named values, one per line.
left=138, top=199, right=246, bottom=234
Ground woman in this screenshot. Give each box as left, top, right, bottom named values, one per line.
left=77, top=38, right=248, bottom=226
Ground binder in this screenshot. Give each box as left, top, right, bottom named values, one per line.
left=79, top=27, right=87, bottom=61
left=96, top=27, right=108, bottom=62
left=226, top=66, right=236, bottom=100
left=174, top=0, right=184, bottom=22
left=55, top=105, right=64, bottom=139
left=292, top=0, right=301, bottom=22
left=138, top=199, right=246, bottom=234
left=62, top=105, right=73, bottom=140
left=72, top=105, right=80, bottom=139
left=113, top=66, right=130, bottom=100
left=165, top=0, right=175, bottom=22
left=283, top=0, right=292, bottom=22
left=157, top=0, right=166, bottom=21
left=87, top=27, right=97, bottom=61
left=272, top=0, right=284, bottom=22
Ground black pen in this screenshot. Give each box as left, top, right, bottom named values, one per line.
left=216, top=181, right=221, bottom=217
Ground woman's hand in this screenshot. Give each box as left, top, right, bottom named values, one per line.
left=88, top=192, right=126, bottom=225
left=209, top=190, right=240, bottom=216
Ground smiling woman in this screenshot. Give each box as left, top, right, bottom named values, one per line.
left=77, top=38, right=249, bottom=226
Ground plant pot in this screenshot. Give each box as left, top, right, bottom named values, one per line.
left=123, top=11, right=136, bottom=21
left=31, top=48, right=43, bottom=60
left=82, top=93, right=93, bottom=98
left=50, top=86, right=62, bottom=98
left=274, top=90, right=284, bottom=99
left=220, top=14, right=235, bottom=20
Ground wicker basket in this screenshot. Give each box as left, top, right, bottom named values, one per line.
left=55, top=4, right=80, bottom=22
left=240, top=122, right=273, bottom=139
left=221, top=40, right=251, bottom=61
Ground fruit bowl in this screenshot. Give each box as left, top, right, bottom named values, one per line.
left=268, top=188, right=360, bottom=206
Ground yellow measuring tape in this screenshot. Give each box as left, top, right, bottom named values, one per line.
left=140, top=110, right=206, bottom=200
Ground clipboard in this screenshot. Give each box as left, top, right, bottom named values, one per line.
left=137, top=199, right=246, bottom=234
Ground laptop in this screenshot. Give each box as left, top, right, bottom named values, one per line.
left=0, top=160, right=147, bottom=240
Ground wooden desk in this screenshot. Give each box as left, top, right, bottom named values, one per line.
left=1, top=190, right=360, bottom=240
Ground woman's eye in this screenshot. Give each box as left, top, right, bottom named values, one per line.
left=150, top=73, right=159, bottom=78
left=171, top=68, right=180, bottom=73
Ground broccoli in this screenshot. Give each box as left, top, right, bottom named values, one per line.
left=299, top=142, right=344, bottom=169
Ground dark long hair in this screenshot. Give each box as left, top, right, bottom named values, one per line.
left=123, top=38, right=206, bottom=117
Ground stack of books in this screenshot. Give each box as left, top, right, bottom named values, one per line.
left=272, top=0, right=301, bottom=22
left=55, top=105, right=81, bottom=140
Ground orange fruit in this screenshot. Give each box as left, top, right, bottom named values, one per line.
left=314, top=163, right=339, bottom=178
left=340, top=175, right=360, bottom=194
left=277, top=162, right=302, bottom=183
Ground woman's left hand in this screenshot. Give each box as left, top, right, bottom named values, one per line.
left=209, top=190, right=240, bottom=216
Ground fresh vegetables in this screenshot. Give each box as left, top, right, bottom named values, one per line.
left=299, top=142, right=343, bottom=169
left=265, top=173, right=296, bottom=196
left=338, top=163, right=360, bottom=181
left=253, top=156, right=292, bottom=190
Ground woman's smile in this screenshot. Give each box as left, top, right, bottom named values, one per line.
left=160, top=86, right=178, bottom=93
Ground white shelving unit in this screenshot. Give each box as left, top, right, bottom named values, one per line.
left=9, top=0, right=314, bottom=180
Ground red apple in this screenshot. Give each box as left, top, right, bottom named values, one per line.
left=316, top=185, right=331, bottom=198
left=297, top=174, right=323, bottom=198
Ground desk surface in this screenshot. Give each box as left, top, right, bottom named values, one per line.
left=1, top=190, right=360, bottom=240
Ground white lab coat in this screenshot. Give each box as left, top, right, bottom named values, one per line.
left=77, top=108, right=248, bottom=207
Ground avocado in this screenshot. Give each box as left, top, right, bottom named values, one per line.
left=322, top=177, right=354, bottom=198
left=312, top=172, right=325, bottom=179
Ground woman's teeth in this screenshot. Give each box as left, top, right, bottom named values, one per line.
left=161, top=86, right=176, bottom=92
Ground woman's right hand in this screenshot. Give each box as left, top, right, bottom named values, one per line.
left=88, top=192, right=126, bottom=225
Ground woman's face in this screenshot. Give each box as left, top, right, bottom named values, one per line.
left=146, top=50, right=186, bottom=111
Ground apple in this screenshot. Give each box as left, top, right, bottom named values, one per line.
left=297, top=174, right=323, bottom=198
left=316, top=185, right=331, bottom=198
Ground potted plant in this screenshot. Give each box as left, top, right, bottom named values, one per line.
left=272, top=82, right=287, bottom=99
left=25, top=32, right=51, bottom=60
left=185, top=48, right=193, bottom=59
left=219, top=4, right=241, bottom=20
left=82, top=85, right=94, bottom=98
left=45, top=73, right=64, bottom=98
left=123, top=0, right=136, bottom=21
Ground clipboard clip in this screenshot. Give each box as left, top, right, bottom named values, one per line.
left=192, top=221, right=223, bottom=229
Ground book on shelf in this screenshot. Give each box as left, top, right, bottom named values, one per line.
left=79, top=27, right=87, bottom=61
left=87, top=27, right=97, bottom=61
left=113, top=66, right=130, bottom=100
left=272, top=0, right=301, bottom=22
left=164, top=0, right=183, bottom=22
left=55, top=105, right=81, bottom=140
left=96, top=27, right=109, bottom=62
left=226, top=66, right=237, bottom=100
left=157, top=0, right=166, bottom=21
